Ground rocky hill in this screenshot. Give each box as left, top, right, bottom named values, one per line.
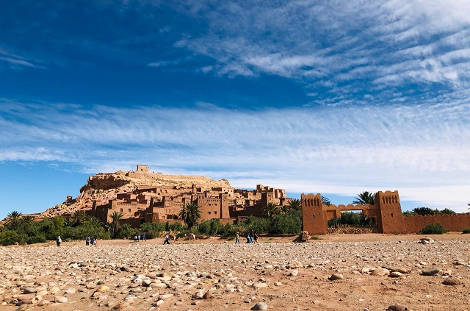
left=39, top=167, right=232, bottom=218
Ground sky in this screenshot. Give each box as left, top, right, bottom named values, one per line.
left=1, top=0, right=470, bottom=218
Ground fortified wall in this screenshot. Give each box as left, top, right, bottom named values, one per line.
left=302, top=191, right=470, bottom=234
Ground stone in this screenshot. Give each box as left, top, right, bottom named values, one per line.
left=96, top=285, right=110, bottom=292
left=421, top=269, right=440, bottom=276
left=252, top=302, right=268, bottom=310
left=54, top=296, right=68, bottom=303
left=389, top=271, right=402, bottom=278
left=387, top=305, right=409, bottom=311
left=328, top=274, right=344, bottom=281
left=419, top=237, right=434, bottom=244
left=371, top=268, right=389, bottom=276
left=21, top=287, right=37, bottom=294
left=442, top=278, right=461, bottom=286
left=289, top=269, right=299, bottom=277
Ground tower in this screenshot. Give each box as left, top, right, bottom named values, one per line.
left=301, top=193, right=327, bottom=234
left=376, top=191, right=405, bottom=233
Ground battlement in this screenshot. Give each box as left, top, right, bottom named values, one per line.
left=136, top=164, right=149, bottom=172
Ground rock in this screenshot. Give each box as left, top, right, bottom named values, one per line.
left=252, top=302, right=268, bottom=310
left=421, top=269, right=440, bottom=276
left=371, top=268, right=389, bottom=276
left=96, top=285, right=110, bottom=292
left=328, top=273, right=344, bottom=281
left=419, top=237, right=434, bottom=244
left=21, top=287, right=37, bottom=294
left=289, top=269, right=299, bottom=277
left=64, top=288, right=76, bottom=295
left=389, top=271, right=402, bottom=278
left=253, top=282, right=268, bottom=289
left=442, top=278, right=461, bottom=286
left=54, top=296, right=68, bottom=303
left=299, top=231, right=309, bottom=242
left=387, top=305, right=409, bottom=311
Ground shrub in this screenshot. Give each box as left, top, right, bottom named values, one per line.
left=140, top=222, right=167, bottom=238
left=0, top=230, right=27, bottom=246
left=462, top=228, right=470, bottom=234
left=269, top=210, right=302, bottom=235
left=116, top=224, right=137, bottom=239
left=440, top=208, right=456, bottom=215
left=420, top=223, right=446, bottom=234
left=241, top=217, right=270, bottom=234
left=413, top=207, right=436, bottom=216
left=328, top=212, right=374, bottom=228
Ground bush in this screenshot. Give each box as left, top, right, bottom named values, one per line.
left=328, top=212, right=375, bottom=228
left=140, top=222, right=167, bottom=238
left=0, top=230, right=27, bottom=246
left=241, top=217, right=270, bottom=234
left=420, top=223, right=446, bottom=234
left=116, top=224, right=137, bottom=239
left=462, top=228, right=470, bottom=234
left=269, top=210, right=302, bottom=235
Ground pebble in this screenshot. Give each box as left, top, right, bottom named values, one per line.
left=252, top=302, right=268, bottom=310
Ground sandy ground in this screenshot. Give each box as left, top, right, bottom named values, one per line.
left=0, top=233, right=469, bottom=311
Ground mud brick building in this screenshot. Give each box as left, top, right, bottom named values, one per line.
left=302, top=191, right=470, bottom=234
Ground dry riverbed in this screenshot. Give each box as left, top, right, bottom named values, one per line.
left=0, top=234, right=469, bottom=311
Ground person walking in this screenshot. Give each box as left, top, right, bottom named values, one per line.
left=235, top=232, right=240, bottom=244
left=85, top=236, right=90, bottom=246
left=253, top=232, right=259, bottom=243
left=56, top=236, right=62, bottom=247
left=163, top=232, right=171, bottom=245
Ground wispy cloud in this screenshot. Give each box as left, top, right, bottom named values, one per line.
left=173, top=0, right=470, bottom=99
left=0, top=48, right=42, bottom=69
left=1, top=98, right=469, bottom=211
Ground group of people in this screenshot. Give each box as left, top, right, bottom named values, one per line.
left=234, top=231, right=259, bottom=244
left=85, top=236, right=97, bottom=246
left=133, top=233, right=146, bottom=242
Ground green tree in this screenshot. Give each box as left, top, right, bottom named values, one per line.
left=413, top=207, right=436, bottom=216
left=322, top=196, right=331, bottom=206
left=179, top=203, right=200, bottom=228
left=353, top=191, right=375, bottom=205
left=264, top=203, right=281, bottom=218
left=5, top=211, right=22, bottom=230
left=440, top=208, right=456, bottom=215
left=110, top=212, right=123, bottom=238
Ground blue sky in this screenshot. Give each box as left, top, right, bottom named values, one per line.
left=1, top=0, right=470, bottom=218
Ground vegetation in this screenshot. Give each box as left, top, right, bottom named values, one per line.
left=0, top=200, right=299, bottom=246
left=0, top=211, right=110, bottom=246
left=462, top=228, right=470, bottom=234
left=420, top=223, right=446, bottom=234
left=328, top=212, right=375, bottom=228
left=403, top=207, right=456, bottom=216
left=179, top=203, right=201, bottom=228
left=322, top=196, right=331, bottom=206
left=110, top=211, right=123, bottom=238
left=352, top=191, right=375, bottom=205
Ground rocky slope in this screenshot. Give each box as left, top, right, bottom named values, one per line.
left=40, top=169, right=232, bottom=218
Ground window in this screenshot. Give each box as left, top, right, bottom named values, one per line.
left=208, top=211, right=211, bottom=215
left=214, top=211, right=217, bottom=215
left=128, top=208, right=131, bottom=212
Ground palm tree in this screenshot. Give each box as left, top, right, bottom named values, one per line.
left=322, top=196, right=331, bottom=206
left=110, top=212, right=123, bottom=238
left=70, top=210, right=88, bottom=226
left=179, top=203, right=200, bottom=228
left=264, top=203, right=281, bottom=218
left=285, top=199, right=301, bottom=212
left=6, top=211, right=22, bottom=230
left=353, top=191, right=375, bottom=205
